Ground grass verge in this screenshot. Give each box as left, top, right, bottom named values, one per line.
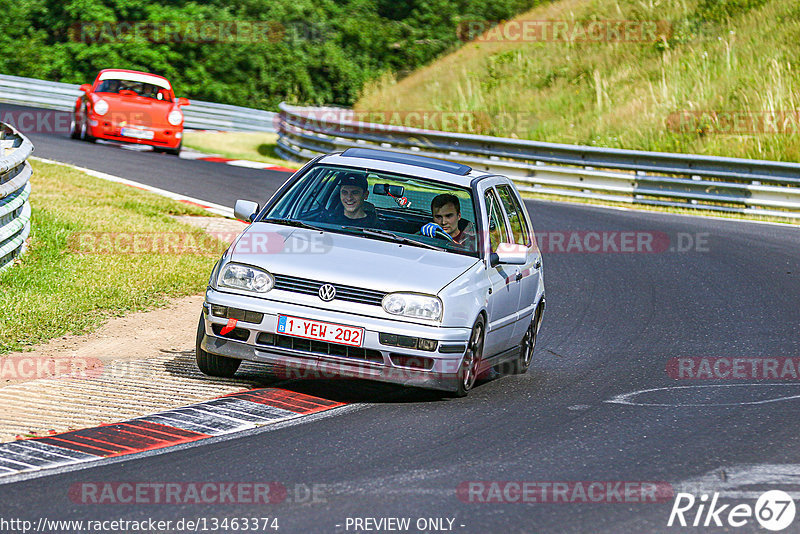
left=0, top=159, right=227, bottom=355
left=182, top=131, right=300, bottom=169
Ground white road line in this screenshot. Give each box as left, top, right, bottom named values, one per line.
left=30, top=156, right=234, bottom=218
left=605, top=383, right=800, bottom=407
left=674, top=464, right=800, bottom=498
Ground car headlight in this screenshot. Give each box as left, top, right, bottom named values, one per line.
left=93, top=99, right=109, bottom=116
left=382, top=293, right=442, bottom=321
left=218, top=263, right=274, bottom=293
left=168, top=109, right=183, bottom=126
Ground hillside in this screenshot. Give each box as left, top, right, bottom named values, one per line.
left=356, top=0, right=800, bottom=162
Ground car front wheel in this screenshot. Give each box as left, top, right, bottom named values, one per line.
left=79, top=111, right=95, bottom=143
left=196, top=314, right=241, bottom=377
left=70, top=116, right=80, bottom=139
left=453, top=316, right=485, bottom=397
left=154, top=141, right=181, bottom=156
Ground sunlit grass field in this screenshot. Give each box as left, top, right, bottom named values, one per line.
left=183, top=131, right=300, bottom=169
left=357, top=0, right=800, bottom=162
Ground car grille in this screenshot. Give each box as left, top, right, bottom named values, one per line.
left=256, top=333, right=384, bottom=364
left=272, top=274, right=386, bottom=306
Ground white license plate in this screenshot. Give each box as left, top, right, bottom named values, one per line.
left=277, top=315, right=364, bottom=347
left=120, top=127, right=154, bottom=140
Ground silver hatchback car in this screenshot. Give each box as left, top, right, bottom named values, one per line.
left=196, top=148, right=545, bottom=396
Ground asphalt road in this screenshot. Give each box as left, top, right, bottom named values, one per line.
left=2, top=103, right=289, bottom=206
left=2, top=103, right=800, bottom=533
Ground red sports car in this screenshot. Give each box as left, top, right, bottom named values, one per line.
left=70, top=69, right=189, bottom=155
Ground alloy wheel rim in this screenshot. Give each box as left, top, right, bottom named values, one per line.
left=463, top=324, right=482, bottom=390
left=521, top=323, right=534, bottom=366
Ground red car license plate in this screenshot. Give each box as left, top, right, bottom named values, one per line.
left=277, top=315, right=364, bottom=347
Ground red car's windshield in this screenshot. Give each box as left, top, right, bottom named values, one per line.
left=95, top=79, right=172, bottom=101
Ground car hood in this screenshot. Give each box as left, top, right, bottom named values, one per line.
left=94, top=93, right=174, bottom=126
left=227, top=223, right=480, bottom=295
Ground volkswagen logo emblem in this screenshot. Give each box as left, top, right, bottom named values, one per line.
left=318, top=284, right=336, bottom=302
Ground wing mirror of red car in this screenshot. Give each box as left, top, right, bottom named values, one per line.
left=79, top=84, right=92, bottom=93
left=178, top=97, right=190, bottom=106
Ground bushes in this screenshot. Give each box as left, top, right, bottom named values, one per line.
left=0, top=0, right=541, bottom=109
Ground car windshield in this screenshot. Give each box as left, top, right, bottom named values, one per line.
left=263, top=164, right=479, bottom=256
left=95, top=79, right=171, bottom=101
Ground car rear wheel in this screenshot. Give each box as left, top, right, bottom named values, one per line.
left=196, top=314, right=241, bottom=377
left=508, top=301, right=544, bottom=375
left=453, top=316, right=485, bottom=397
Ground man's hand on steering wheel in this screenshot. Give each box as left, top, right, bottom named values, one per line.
left=420, top=223, right=455, bottom=242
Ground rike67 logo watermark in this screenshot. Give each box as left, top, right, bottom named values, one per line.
left=669, top=490, right=796, bottom=531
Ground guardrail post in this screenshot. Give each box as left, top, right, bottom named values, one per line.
left=0, top=123, right=34, bottom=271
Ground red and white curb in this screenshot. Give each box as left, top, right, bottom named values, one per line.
left=96, top=138, right=298, bottom=172
left=0, top=388, right=344, bottom=478
left=180, top=150, right=298, bottom=173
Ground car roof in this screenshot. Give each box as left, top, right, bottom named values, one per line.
left=317, top=148, right=494, bottom=187
left=95, top=69, right=172, bottom=90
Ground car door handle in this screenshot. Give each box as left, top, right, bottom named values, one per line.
left=534, top=259, right=542, bottom=270
left=515, top=272, right=523, bottom=282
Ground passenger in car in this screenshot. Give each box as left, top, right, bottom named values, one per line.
left=322, top=172, right=381, bottom=228
left=422, top=193, right=476, bottom=249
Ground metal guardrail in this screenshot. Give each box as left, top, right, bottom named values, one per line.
left=0, top=74, right=276, bottom=132
left=277, top=104, right=800, bottom=219
left=0, top=123, right=33, bottom=272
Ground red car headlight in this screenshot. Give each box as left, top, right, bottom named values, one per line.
left=93, top=99, right=109, bottom=116
left=168, top=109, right=183, bottom=126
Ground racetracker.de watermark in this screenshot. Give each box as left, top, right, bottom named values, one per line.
left=67, top=231, right=332, bottom=255
left=457, top=20, right=671, bottom=43
left=68, top=482, right=325, bottom=504
left=0, top=357, right=102, bottom=380
left=0, top=110, right=157, bottom=134
left=667, top=357, right=800, bottom=380
left=535, top=231, right=710, bottom=253
left=70, top=20, right=328, bottom=44
left=282, top=109, right=548, bottom=136
left=457, top=481, right=674, bottom=503
left=666, top=110, right=800, bottom=135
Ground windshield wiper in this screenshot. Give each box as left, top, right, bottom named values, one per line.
left=260, top=218, right=324, bottom=232
left=341, top=227, right=447, bottom=251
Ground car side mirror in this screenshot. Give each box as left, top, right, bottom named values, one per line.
left=79, top=84, right=92, bottom=93
left=490, top=243, right=527, bottom=266
left=178, top=97, right=190, bottom=106
left=234, top=200, right=260, bottom=223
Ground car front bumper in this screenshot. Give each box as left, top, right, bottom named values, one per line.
left=200, top=288, right=472, bottom=392
left=87, top=116, right=182, bottom=148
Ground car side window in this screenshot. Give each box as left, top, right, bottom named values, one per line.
left=497, top=185, right=531, bottom=247
left=485, top=189, right=510, bottom=253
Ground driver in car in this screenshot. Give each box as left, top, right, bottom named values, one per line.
left=323, top=172, right=381, bottom=228
left=421, top=193, right=476, bottom=249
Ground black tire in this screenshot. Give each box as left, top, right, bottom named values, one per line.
left=195, top=314, right=241, bottom=377
left=69, top=116, right=80, bottom=139
left=504, top=301, right=544, bottom=375
left=79, top=111, right=95, bottom=143
left=452, top=316, right=485, bottom=397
